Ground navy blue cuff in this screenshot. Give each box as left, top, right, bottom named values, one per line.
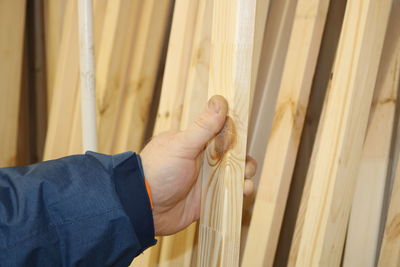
left=111, top=152, right=156, bottom=254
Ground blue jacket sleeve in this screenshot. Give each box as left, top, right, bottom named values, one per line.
left=0, top=151, right=156, bottom=267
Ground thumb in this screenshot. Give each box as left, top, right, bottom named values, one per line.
left=181, top=95, right=228, bottom=150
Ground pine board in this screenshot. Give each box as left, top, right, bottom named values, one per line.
left=242, top=0, right=330, bottom=266
left=294, top=0, right=393, bottom=265
left=344, top=3, right=400, bottom=265
left=197, top=0, right=256, bottom=266
left=0, top=0, right=26, bottom=167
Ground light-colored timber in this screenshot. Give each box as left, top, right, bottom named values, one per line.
left=241, top=0, right=298, bottom=258
left=294, top=0, right=393, bottom=266
left=344, top=3, right=400, bottom=266
left=112, top=0, right=173, bottom=154
left=197, top=0, right=256, bottom=266
left=43, top=0, right=80, bottom=160
left=242, top=0, right=330, bottom=266
left=95, top=0, right=143, bottom=154
left=0, top=0, right=26, bottom=167
left=43, top=0, right=67, bottom=111
left=276, top=0, right=347, bottom=265
left=378, top=136, right=400, bottom=267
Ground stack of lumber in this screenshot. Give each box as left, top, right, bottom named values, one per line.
left=0, top=0, right=399, bottom=266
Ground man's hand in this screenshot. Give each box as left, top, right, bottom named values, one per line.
left=140, top=95, right=257, bottom=236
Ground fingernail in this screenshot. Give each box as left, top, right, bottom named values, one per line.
left=208, top=98, right=221, bottom=114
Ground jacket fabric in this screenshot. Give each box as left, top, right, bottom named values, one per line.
left=0, top=151, right=156, bottom=266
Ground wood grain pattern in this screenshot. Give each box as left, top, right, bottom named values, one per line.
left=43, top=0, right=79, bottom=160
left=197, top=0, right=256, bottom=266
left=112, top=0, right=173, bottom=153
left=152, top=0, right=200, bottom=134
left=95, top=0, right=143, bottom=153
left=0, top=0, right=26, bottom=167
left=43, top=0, right=67, bottom=111
left=241, top=0, right=298, bottom=258
left=158, top=0, right=212, bottom=265
left=294, top=0, right=393, bottom=266
left=276, top=0, right=347, bottom=265
left=378, top=138, right=400, bottom=267
left=344, top=3, right=400, bottom=265
left=242, top=1, right=330, bottom=266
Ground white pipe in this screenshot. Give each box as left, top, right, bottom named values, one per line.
left=78, top=0, right=98, bottom=152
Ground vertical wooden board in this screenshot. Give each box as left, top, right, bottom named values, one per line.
left=180, top=0, right=213, bottom=130
left=43, top=0, right=67, bottom=110
left=242, top=0, right=296, bottom=252
left=152, top=0, right=200, bottom=134
left=343, top=3, right=400, bottom=266
left=242, top=0, right=330, bottom=266
left=0, top=0, right=27, bottom=167
left=131, top=1, right=198, bottom=265
left=287, top=85, right=329, bottom=267
left=378, top=131, right=400, bottom=267
left=197, top=0, right=256, bottom=266
left=95, top=0, right=143, bottom=154
left=274, top=0, right=347, bottom=265
left=249, top=0, right=271, bottom=106
left=112, top=0, right=173, bottom=154
left=43, top=0, right=80, bottom=160
left=294, top=0, right=393, bottom=266
left=158, top=223, right=198, bottom=267
left=158, top=0, right=211, bottom=266
left=241, top=0, right=298, bottom=256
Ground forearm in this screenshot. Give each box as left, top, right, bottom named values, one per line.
left=0, top=152, right=155, bottom=266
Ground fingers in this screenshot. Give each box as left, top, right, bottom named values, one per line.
left=180, top=95, right=228, bottom=151
left=245, top=155, right=257, bottom=179
left=244, top=179, right=254, bottom=196
left=244, top=155, right=257, bottom=196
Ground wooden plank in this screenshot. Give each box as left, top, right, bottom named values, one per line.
left=131, top=1, right=198, bottom=266
left=275, top=0, right=347, bottom=265
left=157, top=0, right=212, bottom=265
left=43, top=0, right=80, bottom=160
left=293, top=0, right=393, bottom=265
left=95, top=0, right=143, bottom=153
left=241, top=0, right=330, bottom=266
left=378, top=136, right=400, bottom=267
left=0, top=0, right=27, bottom=167
left=47, top=0, right=108, bottom=158
left=241, top=0, right=298, bottom=257
left=112, top=0, right=173, bottom=153
left=152, top=0, right=200, bottom=134
left=287, top=92, right=328, bottom=267
left=344, top=3, right=400, bottom=266
left=249, top=0, right=271, bottom=107
left=197, top=0, right=256, bottom=266
left=43, top=0, right=67, bottom=111
left=158, top=223, right=198, bottom=267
